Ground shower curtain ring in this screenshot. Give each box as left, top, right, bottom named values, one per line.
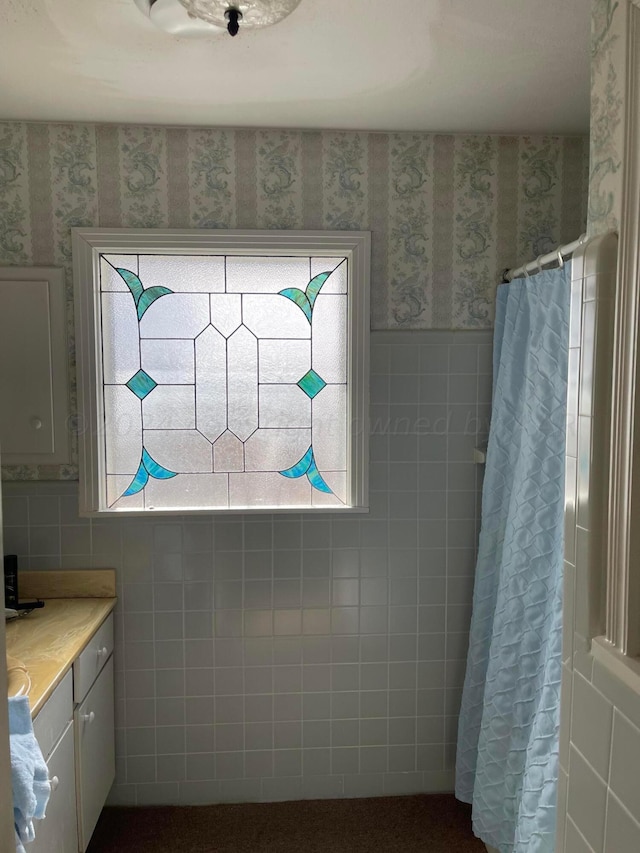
left=522, top=265, right=529, bottom=278
left=557, top=249, right=564, bottom=268
left=536, top=256, right=543, bottom=273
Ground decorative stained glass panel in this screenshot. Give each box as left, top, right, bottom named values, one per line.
left=97, top=253, right=350, bottom=511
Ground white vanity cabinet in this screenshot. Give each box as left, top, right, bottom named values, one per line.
left=75, top=657, right=115, bottom=850
left=30, top=613, right=115, bottom=853
left=31, top=671, right=78, bottom=853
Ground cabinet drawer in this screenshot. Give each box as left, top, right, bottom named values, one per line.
left=75, top=656, right=115, bottom=852
left=33, top=670, right=73, bottom=762
left=29, top=721, right=78, bottom=853
left=73, top=613, right=113, bottom=704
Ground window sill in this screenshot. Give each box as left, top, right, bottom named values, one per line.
left=591, top=635, right=640, bottom=696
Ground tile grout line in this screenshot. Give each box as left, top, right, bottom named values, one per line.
left=415, top=344, right=422, bottom=775
left=443, top=344, right=451, bottom=772
left=566, top=816, right=597, bottom=853
left=385, top=345, right=391, bottom=777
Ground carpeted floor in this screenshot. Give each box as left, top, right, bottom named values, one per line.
left=87, top=794, right=484, bottom=852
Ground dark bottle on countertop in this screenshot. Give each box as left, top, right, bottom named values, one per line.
left=3, top=554, right=44, bottom=612
left=4, top=553, right=18, bottom=610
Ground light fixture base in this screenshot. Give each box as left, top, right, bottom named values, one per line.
left=224, top=7, right=242, bottom=36
left=177, top=0, right=302, bottom=33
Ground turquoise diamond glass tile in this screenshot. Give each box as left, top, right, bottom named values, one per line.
left=126, top=369, right=157, bottom=400
left=297, top=369, right=326, bottom=399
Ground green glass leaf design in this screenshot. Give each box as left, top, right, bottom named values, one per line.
left=278, top=270, right=332, bottom=323
left=116, top=268, right=144, bottom=304
left=279, top=446, right=333, bottom=494
left=306, top=272, right=330, bottom=310
left=136, top=285, right=173, bottom=320
left=279, top=287, right=312, bottom=322
left=116, top=267, right=173, bottom=319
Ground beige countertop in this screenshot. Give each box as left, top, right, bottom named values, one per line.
left=5, top=570, right=117, bottom=718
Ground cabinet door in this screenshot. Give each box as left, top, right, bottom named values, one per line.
left=74, top=656, right=115, bottom=852
left=0, top=266, right=69, bottom=464
left=30, top=721, right=78, bottom=853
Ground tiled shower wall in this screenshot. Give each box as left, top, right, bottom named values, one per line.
left=2, top=330, right=491, bottom=805
left=555, top=1, right=640, bottom=849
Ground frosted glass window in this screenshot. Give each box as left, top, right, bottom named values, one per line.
left=74, top=230, right=369, bottom=515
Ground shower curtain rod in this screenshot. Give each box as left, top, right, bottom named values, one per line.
left=502, top=232, right=587, bottom=282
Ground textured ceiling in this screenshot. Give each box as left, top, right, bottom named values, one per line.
left=0, top=0, right=591, bottom=133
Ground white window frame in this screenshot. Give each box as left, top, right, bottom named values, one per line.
left=606, top=1, right=640, bottom=660
left=72, top=228, right=370, bottom=516
left=592, top=0, right=640, bottom=685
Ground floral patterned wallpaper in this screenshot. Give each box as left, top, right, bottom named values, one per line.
left=589, top=0, right=625, bottom=234
left=0, top=122, right=588, bottom=479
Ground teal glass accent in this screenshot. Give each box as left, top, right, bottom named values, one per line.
left=121, top=448, right=177, bottom=498
left=142, top=448, right=177, bottom=480
left=280, top=446, right=314, bottom=479
left=297, top=369, right=326, bottom=399
left=123, top=462, right=149, bottom=497
left=279, top=446, right=333, bottom=494
left=305, top=271, right=330, bottom=309
left=279, top=270, right=331, bottom=323
left=126, top=369, right=157, bottom=400
left=117, top=268, right=144, bottom=304
left=306, top=457, right=332, bottom=493
left=135, top=285, right=173, bottom=320
left=279, top=287, right=312, bottom=322
left=116, top=267, right=173, bottom=320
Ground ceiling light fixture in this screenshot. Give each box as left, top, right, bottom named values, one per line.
left=177, top=0, right=302, bottom=37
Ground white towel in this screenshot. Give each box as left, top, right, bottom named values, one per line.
left=8, top=696, right=50, bottom=852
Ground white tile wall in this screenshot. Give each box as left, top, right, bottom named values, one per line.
left=609, top=712, right=640, bottom=825
left=570, top=673, right=613, bottom=781
left=559, top=233, right=640, bottom=851
left=567, top=747, right=607, bottom=852
left=2, top=330, right=491, bottom=806
left=605, top=793, right=640, bottom=852
left=566, top=818, right=597, bottom=853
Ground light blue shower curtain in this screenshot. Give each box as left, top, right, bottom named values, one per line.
left=455, top=263, right=570, bottom=853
